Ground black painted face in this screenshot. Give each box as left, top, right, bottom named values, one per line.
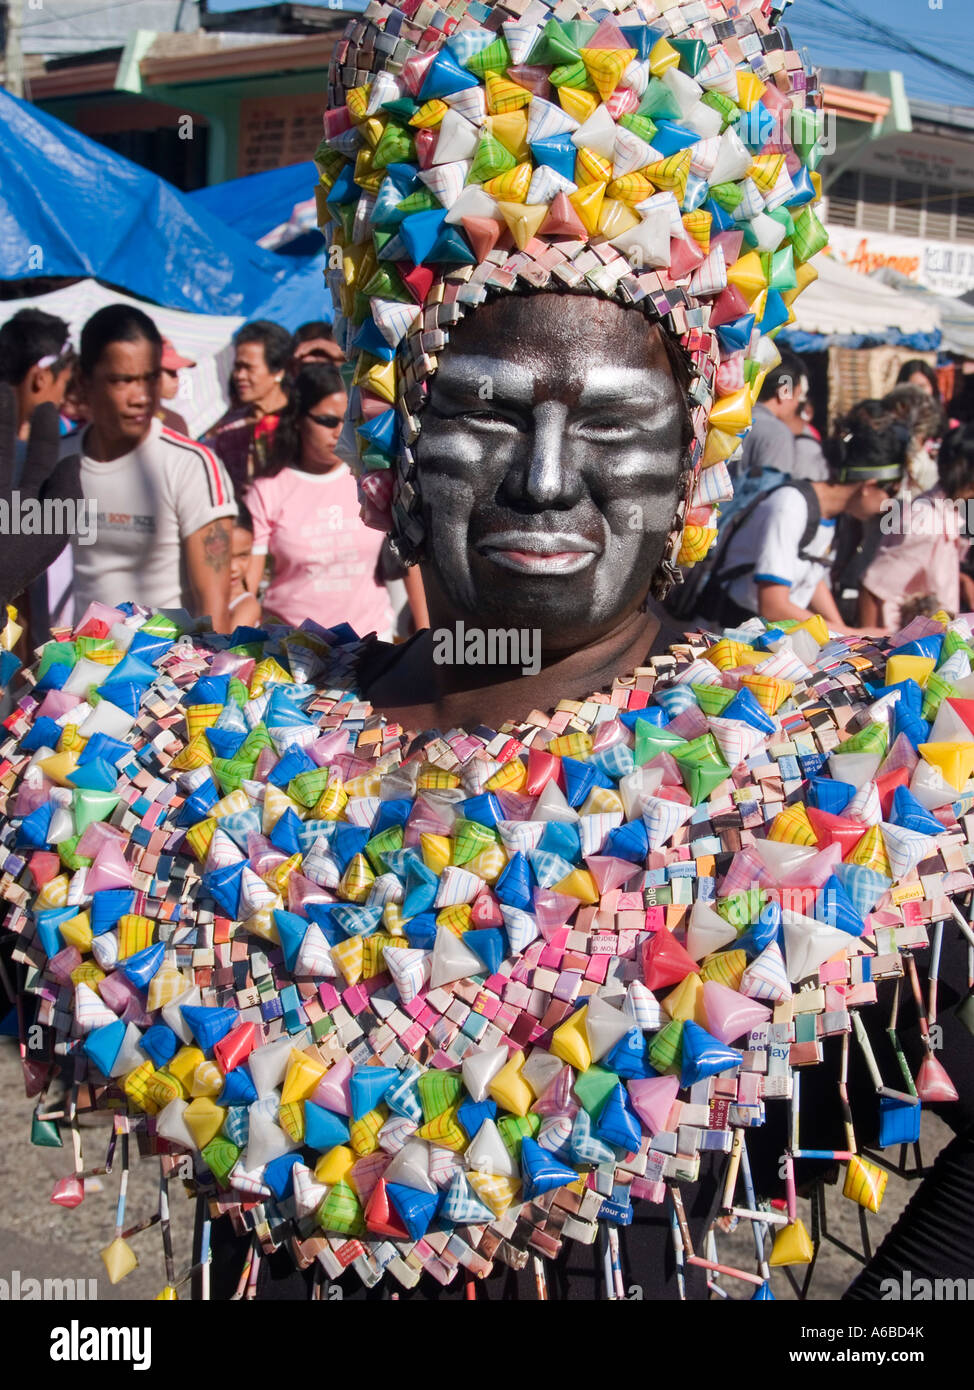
left=415, top=293, right=688, bottom=653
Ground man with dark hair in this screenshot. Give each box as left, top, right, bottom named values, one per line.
left=736, top=350, right=809, bottom=481
left=203, top=319, right=293, bottom=494
left=0, top=308, right=75, bottom=438
left=291, top=320, right=344, bottom=366
left=65, top=303, right=237, bottom=632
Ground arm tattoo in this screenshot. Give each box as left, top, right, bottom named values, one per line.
left=202, top=520, right=231, bottom=572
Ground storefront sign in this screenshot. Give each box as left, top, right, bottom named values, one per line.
left=826, top=223, right=974, bottom=297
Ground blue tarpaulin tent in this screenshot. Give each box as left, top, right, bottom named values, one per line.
left=188, top=163, right=331, bottom=330
left=0, top=88, right=290, bottom=315
left=188, top=161, right=319, bottom=248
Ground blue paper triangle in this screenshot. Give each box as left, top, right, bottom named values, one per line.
left=680, top=1021, right=742, bottom=1087
left=806, top=776, right=856, bottom=815
left=815, top=874, right=866, bottom=936
left=264, top=1152, right=304, bottom=1200
left=119, top=942, right=166, bottom=988
left=529, top=132, right=577, bottom=183
left=218, top=1068, right=258, bottom=1106
left=604, top=819, right=649, bottom=863
left=538, top=819, right=580, bottom=861
left=562, top=755, right=597, bottom=808
left=459, top=793, right=503, bottom=828
left=83, top=1019, right=125, bottom=1076
left=97, top=681, right=147, bottom=717
left=270, top=808, right=304, bottom=857
left=463, top=928, right=505, bottom=977
left=495, top=852, right=533, bottom=911
left=202, top=861, right=246, bottom=919
left=387, top=1182, right=440, bottom=1240
left=420, top=47, right=481, bottom=100
left=139, top=1023, right=178, bottom=1069
left=350, top=1066, right=398, bottom=1119
left=457, top=1096, right=497, bottom=1139
left=180, top=1005, right=237, bottom=1053
left=722, top=686, right=776, bottom=734
left=604, top=1028, right=652, bottom=1079
left=273, top=909, right=309, bottom=972
left=520, top=1137, right=578, bottom=1199
left=595, top=1083, right=643, bottom=1151
left=400, top=208, right=448, bottom=265
left=303, top=1100, right=351, bottom=1151
left=890, top=784, right=944, bottom=836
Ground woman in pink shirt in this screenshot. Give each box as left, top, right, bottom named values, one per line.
left=859, top=421, right=974, bottom=629
left=244, top=363, right=398, bottom=638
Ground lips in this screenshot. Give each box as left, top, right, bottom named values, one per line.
left=475, top=531, right=602, bottom=576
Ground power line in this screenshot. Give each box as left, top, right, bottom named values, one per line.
left=794, top=0, right=974, bottom=95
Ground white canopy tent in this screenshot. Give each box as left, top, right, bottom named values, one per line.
left=868, top=266, right=974, bottom=357
left=0, top=280, right=243, bottom=437
left=789, top=253, right=941, bottom=340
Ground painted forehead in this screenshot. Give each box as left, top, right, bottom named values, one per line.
left=432, top=355, right=673, bottom=408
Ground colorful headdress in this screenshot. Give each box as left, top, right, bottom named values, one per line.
left=320, top=0, right=828, bottom=592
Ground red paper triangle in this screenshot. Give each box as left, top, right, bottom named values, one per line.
left=525, top=748, right=560, bottom=796
left=584, top=856, right=639, bottom=894
left=460, top=215, right=503, bottom=262
left=400, top=263, right=435, bottom=305
left=806, top=806, right=868, bottom=858
left=668, top=234, right=705, bottom=279
left=874, top=765, right=910, bottom=819
left=365, top=1179, right=411, bottom=1239
left=588, top=17, right=631, bottom=47
left=470, top=887, right=504, bottom=928
left=708, top=285, right=751, bottom=328
left=944, top=697, right=974, bottom=738
left=539, top=192, right=587, bottom=238
left=642, top=929, right=700, bottom=991
left=712, top=229, right=745, bottom=265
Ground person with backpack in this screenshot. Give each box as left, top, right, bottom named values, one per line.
left=695, top=402, right=908, bottom=631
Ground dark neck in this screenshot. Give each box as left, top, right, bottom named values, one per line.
left=364, top=601, right=679, bottom=732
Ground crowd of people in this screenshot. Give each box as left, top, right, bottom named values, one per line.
left=0, top=304, right=429, bottom=650
left=669, top=348, right=974, bottom=637
left=2, top=301, right=973, bottom=650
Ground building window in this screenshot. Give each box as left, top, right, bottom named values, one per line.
left=891, top=180, right=924, bottom=238
left=826, top=170, right=974, bottom=244
left=827, top=170, right=859, bottom=227
left=957, top=194, right=974, bottom=242
left=925, top=189, right=955, bottom=241
left=859, top=174, right=893, bottom=231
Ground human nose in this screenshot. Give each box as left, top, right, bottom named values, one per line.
left=500, top=401, right=584, bottom=511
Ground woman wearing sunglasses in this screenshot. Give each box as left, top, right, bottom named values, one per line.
left=243, top=362, right=396, bottom=638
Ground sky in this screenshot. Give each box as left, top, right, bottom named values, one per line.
left=782, top=0, right=974, bottom=107
left=203, top=0, right=974, bottom=107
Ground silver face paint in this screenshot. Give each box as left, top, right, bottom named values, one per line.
left=415, top=294, right=687, bottom=654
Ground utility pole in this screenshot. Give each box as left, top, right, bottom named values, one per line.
left=2, top=0, right=24, bottom=98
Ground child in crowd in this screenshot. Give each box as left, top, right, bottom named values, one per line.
left=859, top=421, right=974, bottom=629
left=228, top=505, right=263, bottom=629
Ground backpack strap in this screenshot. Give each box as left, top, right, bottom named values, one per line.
left=791, top=478, right=826, bottom=564
left=711, top=481, right=823, bottom=586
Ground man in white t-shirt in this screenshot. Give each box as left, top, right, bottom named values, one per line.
left=68, top=305, right=237, bottom=631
